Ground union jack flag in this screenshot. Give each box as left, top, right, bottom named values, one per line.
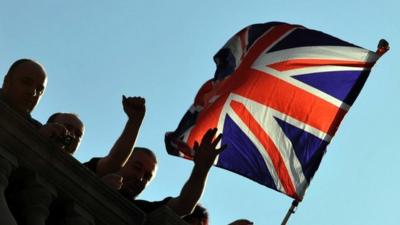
left=165, top=22, right=388, bottom=200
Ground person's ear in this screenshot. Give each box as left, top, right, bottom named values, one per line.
left=2, top=74, right=11, bottom=91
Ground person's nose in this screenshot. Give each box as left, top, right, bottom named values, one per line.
left=32, top=87, right=42, bottom=97
left=132, top=171, right=142, bottom=182
left=137, top=172, right=147, bottom=185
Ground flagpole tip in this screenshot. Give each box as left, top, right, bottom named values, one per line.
left=377, top=39, right=389, bottom=55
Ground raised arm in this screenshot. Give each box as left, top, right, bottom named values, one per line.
left=96, top=95, right=146, bottom=176
left=167, top=128, right=226, bottom=217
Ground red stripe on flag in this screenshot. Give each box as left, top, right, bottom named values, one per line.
left=269, top=58, right=374, bottom=71
left=238, top=24, right=298, bottom=71
left=230, top=100, right=299, bottom=199
left=185, top=24, right=347, bottom=154
left=186, top=24, right=302, bottom=145
left=186, top=94, right=229, bottom=147
left=231, top=69, right=347, bottom=136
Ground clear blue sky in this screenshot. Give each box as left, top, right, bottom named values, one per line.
left=1, top=1, right=398, bottom=224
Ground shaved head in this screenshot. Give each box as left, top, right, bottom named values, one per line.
left=2, top=59, right=47, bottom=115
left=118, top=147, right=158, bottom=198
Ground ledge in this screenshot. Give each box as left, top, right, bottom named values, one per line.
left=0, top=100, right=146, bottom=225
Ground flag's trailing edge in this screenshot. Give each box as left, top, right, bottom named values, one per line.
left=165, top=22, right=388, bottom=201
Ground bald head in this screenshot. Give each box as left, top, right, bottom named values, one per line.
left=2, top=59, right=47, bottom=115
left=183, top=204, right=209, bottom=225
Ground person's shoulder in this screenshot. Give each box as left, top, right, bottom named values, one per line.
left=83, top=157, right=102, bottom=173
left=0, top=90, right=42, bottom=128
left=28, top=117, right=43, bottom=129
left=133, top=197, right=172, bottom=213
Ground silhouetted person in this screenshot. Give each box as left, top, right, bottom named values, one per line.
left=90, top=128, right=226, bottom=217
left=228, top=219, right=254, bottom=225
left=45, top=113, right=85, bottom=154
left=0, top=59, right=77, bottom=146
left=46, top=96, right=145, bottom=168
left=69, top=95, right=146, bottom=175
left=1, top=58, right=47, bottom=127
left=183, top=204, right=209, bottom=225
left=183, top=204, right=253, bottom=225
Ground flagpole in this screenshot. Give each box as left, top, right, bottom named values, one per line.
left=281, top=200, right=299, bottom=225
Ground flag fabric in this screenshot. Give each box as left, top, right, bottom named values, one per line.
left=165, top=22, right=387, bottom=201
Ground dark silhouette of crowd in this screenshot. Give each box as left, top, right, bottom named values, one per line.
left=1, top=59, right=253, bottom=224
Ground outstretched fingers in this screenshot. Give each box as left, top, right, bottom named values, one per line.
left=199, top=128, right=227, bottom=154
left=123, top=95, right=146, bottom=107
left=210, top=132, right=226, bottom=154
left=200, top=128, right=217, bottom=146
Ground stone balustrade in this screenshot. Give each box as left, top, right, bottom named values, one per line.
left=0, top=100, right=188, bottom=225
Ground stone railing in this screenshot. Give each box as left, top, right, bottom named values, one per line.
left=0, top=100, right=187, bottom=225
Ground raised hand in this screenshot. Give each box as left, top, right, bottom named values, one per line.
left=166, top=128, right=227, bottom=216
left=39, top=123, right=68, bottom=139
left=193, top=128, right=227, bottom=171
left=39, top=123, right=70, bottom=150
left=122, top=95, right=146, bottom=120
left=101, top=173, right=124, bottom=190
left=94, top=95, right=146, bottom=176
